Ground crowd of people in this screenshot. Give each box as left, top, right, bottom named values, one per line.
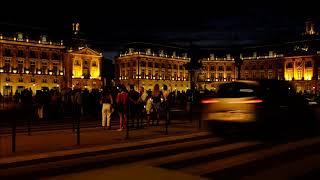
left=0, top=84, right=200, bottom=131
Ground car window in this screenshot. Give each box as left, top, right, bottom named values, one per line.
left=217, top=82, right=257, bottom=98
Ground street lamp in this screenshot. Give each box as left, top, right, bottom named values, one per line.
left=137, top=58, right=140, bottom=90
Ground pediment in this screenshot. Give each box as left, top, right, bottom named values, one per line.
left=73, top=47, right=102, bottom=56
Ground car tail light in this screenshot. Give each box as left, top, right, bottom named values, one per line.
left=228, top=99, right=263, bottom=104
left=201, top=99, right=220, bottom=104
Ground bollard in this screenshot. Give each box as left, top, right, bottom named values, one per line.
left=72, top=118, right=75, bottom=132
left=165, top=109, right=169, bottom=135
left=6, top=96, right=8, bottom=111
left=77, top=116, right=80, bottom=145
left=28, top=115, right=31, bottom=136
left=126, top=104, right=130, bottom=139
left=12, top=115, right=16, bottom=153
left=77, top=111, right=83, bottom=145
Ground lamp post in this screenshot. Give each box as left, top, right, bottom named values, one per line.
left=137, top=58, right=140, bottom=90
left=234, top=54, right=243, bottom=80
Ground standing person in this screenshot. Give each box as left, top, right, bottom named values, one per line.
left=128, top=85, right=140, bottom=128
left=74, top=88, right=83, bottom=117
left=100, top=89, right=113, bottom=130
left=145, top=90, right=153, bottom=127
left=162, top=85, right=170, bottom=118
left=35, top=90, right=44, bottom=120
left=163, top=85, right=169, bottom=101
left=152, top=84, right=164, bottom=126
left=116, top=85, right=128, bottom=131
left=137, top=87, right=148, bottom=128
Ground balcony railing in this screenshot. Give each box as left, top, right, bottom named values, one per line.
left=0, top=36, right=63, bottom=46
left=119, top=52, right=191, bottom=61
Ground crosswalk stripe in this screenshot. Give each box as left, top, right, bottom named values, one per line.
left=241, top=153, right=320, bottom=180
left=0, top=137, right=224, bottom=176
left=137, top=141, right=261, bottom=167
left=180, top=136, right=320, bottom=176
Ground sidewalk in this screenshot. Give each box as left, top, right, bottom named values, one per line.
left=0, top=121, right=201, bottom=158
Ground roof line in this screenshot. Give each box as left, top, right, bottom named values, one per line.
left=125, top=41, right=189, bottom=50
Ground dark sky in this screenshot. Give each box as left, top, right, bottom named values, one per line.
left=0, top=1, right=319, bottom=58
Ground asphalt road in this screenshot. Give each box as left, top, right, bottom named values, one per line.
left=3, top=131, right=320, bottom=180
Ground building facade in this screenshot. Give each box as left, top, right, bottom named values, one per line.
left=0, top=33, right=65, bottom=95
left=197, top=47, right=320, bottom=93
left=65, top=47, right=102, bottom=91
left=197, top=54, right=236, bottom=90
left=196, top=20, right=320, bottom=94
left=239, top=51, right=320, bottom=93
left=0, top=23, right=103, bottom=96
left=115, top=45, right=191, bottom=91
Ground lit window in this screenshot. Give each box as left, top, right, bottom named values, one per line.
left=41, top=62, right=48, bottom=74
left=18, top=60, right=24, bottom=73
left=30, top=61, right=36, bottom=74
left=4, top=59, right=11, bottom=72
left=268, top=71, right=273, bottom=79
left=74, top=60, right=81, bottom=66
left=18, top=77, right=23, bottom=82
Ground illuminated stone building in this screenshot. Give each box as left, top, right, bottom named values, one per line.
left=65, top=47, right=102, bottom=91
left=64, top=22, right=103, bottom=91
left=239, top=45, right=319, bottom=93
left=0, top=22, right=102, bottom=95
left=197, top=52, right=236, bottom=90
left=197, top=19, right=320, bottom=93
left=0, top=32, right=65, bottom=95
left=115, top=43, right=191, bottom=91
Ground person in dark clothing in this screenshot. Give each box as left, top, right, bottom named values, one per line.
left=152, top=84, right=164, bottom=125
left=137, top=87, right=148, bottom=128
left=35, top=90, right=45, bottom=120
left=128, top=85, right=140, bottom=128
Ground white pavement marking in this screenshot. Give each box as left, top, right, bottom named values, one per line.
left=0, top=137, right=222, bottom=176
left=137, top=141, right=261, bottom=166
left=241, top=153, right=320, bottom=180
left=43, top=164, right=209, bottom=180
left=181, top=136, right=320, bottom=176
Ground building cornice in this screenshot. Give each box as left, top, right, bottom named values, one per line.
left=0, top=39, right=65, bottom=49
left=117, top=54, right=190, bottom=62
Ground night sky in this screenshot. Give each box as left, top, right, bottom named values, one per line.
left=0, top=1, right=318, bottom=59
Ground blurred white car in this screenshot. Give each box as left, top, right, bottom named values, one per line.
left=201, top=80, right=315, bottom=133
